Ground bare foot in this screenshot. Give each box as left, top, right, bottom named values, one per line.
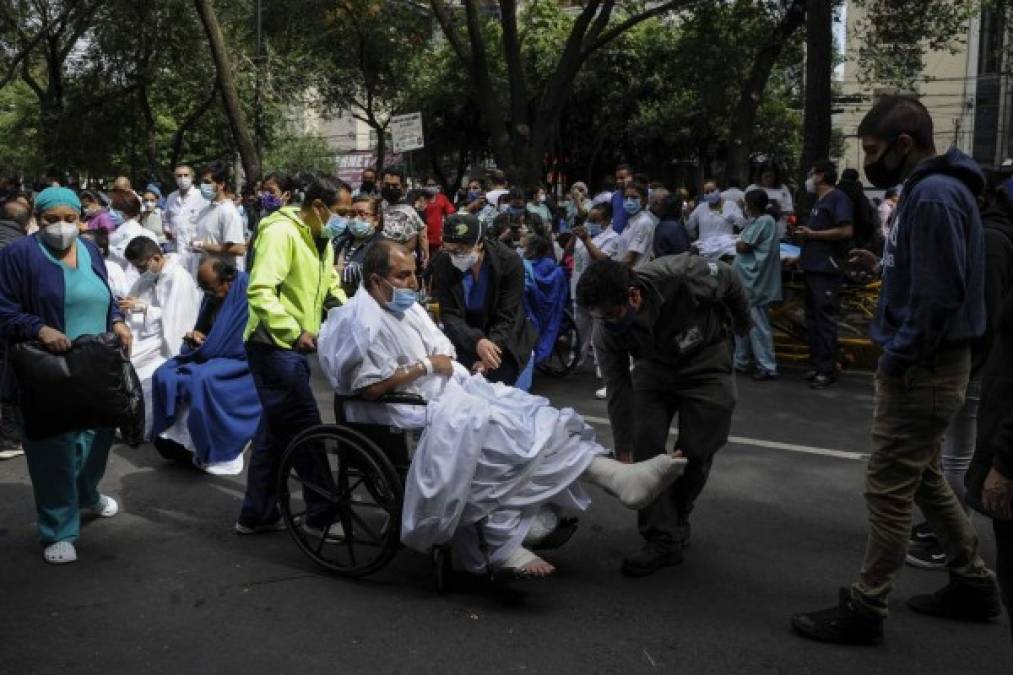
left=519, top=556, right=556, bottom=577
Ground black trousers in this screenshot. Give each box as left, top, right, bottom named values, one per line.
left=632, top=344, right=737, bottom=549
left=804, top=271, right=842, bottom=375
left=996, top=519, right=1013, bottom=641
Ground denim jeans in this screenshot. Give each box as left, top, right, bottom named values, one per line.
left=734, top=304, right=777, bottom=374
left=238, top=343, right=331, bottom=528
left=852, top=347, right=990, bottom=616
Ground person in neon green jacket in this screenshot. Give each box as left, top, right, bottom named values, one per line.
left=236, top=177, right=351, bottom=534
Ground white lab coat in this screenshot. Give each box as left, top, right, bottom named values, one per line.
left=163, top=188, right=209, bottom=275
left=686, top=200, right=745, bottom=243
left=317, top=289, right=605, bottom=573
left=108, top=218, right=159, bottom=291
left=125, top=254, right=202, bottom=438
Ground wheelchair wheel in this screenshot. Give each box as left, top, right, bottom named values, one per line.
left=277, top=424, right=402, bottom=578
left=536, top=311, right=580, bottom=377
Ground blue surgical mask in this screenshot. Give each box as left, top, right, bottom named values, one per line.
left=467, top=190, right=481, bottom=201
left=200, top=183, right=217, bottom=201
left=623, top=197, right=641, bottom=216
left=108, top=209, right=125, bottom=226
left=381, top=277, right=416, bottom=317
left=587, top=221, right=603, bottom=237
left=321, top=213, right=348, bottom=240
left=349, top=217, right=374, bottom=238
left=508, top=206, right=525, bottom=217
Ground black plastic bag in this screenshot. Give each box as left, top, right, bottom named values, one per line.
left=9, top=332, right=145, bottom=442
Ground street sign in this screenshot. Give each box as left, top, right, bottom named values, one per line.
left=390, top=112, right=424, bottom=153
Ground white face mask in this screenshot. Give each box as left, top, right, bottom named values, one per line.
left=144, top=200, right=157, bottom=211
left=176, top=176, right=193, bottom=191
left=805, top=177, right=817, bottom=194
left=40, top=222, right=78, bottom=251
left=450, top=249, right=479, bottom=272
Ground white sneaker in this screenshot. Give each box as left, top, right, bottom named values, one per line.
left=86, top=495, right=119, bottom=518
left=43, top=541, right=77, bottom=564
left=0, top=448, right=24, bottom=459
left=595, top=386, right=607, bottom=400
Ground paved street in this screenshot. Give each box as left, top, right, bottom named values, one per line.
left=1, top=364, right=1010, bottom=675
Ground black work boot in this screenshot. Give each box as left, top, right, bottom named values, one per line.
left=791, top=588, right=884, bottom=645
left=907, top=574, right=1002, bottom=622
left=621, top=541, right=683, bottom=578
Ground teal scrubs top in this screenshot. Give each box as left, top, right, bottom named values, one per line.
left=37, top=239, right=111, bottom=339
left=733, top=214, right=782, bottom=307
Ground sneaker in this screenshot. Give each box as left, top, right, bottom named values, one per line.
left=234, top=519, right=286, bottom=535
left=303, top=521, right=345, bottom=539
left=909, top=521, right=938, bottom=546
left=907, top=574, right=1002, bottom=622
left=594, top=386, right=607, bottom=400
left=0, top=448, right=24, bottom=459
left=810, top=373, right=837, bottom=389
left=752, top=370, right=778, bottom=382
left=906, top=541, right=946, bottom=570
left=791, top=588, right=884, bottom=645
left=85, top=495, right=119, bottom=518
left=620, top=542, right=683, bottom=578
left=43, top=541, right=78, bottom=565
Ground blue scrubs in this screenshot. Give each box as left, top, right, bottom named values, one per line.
left=23, top=241, right=116, bottom=544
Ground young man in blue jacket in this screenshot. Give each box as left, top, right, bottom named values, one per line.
left=792, top=95, right=1001, bottom=645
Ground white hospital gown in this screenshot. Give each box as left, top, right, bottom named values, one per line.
left=317, top=290, right=607, bottom=572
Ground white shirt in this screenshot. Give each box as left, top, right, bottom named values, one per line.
left=485, top=188, right=508, bottom=208
left=686, top=201, right=744, bottom=242
left=618, top=210, right=658, bottom=270
left=195, top=199, right=246, bottom=272
left=572, top=227, right=621, bottom=298
left=108, top=218, right=159, bottom=290
left=163, top=188, right=209, bottom=253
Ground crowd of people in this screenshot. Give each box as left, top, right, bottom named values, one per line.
left=0, top=95, right=1010, bottom=646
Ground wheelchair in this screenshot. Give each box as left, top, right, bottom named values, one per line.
left=275, top=390, right=578, bottom=589
left=534, top=310, right=581, bottom=378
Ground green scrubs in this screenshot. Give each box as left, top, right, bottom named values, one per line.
left=23, top=240, right=115, bottom=544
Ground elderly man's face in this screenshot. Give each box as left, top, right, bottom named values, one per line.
left=371, top=246, right=418, bottom=307
left=198, top=266, right=231, bottom=300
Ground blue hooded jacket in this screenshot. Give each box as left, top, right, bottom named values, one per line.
left=871, top=148, right=985, bottom=375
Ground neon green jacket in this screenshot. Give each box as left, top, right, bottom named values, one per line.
left=244, top=206, right=345, bottom=348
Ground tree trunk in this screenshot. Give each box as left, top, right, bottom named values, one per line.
left=800, top=0, right=833, bottom=184
left=374, top=123, right=387, bottom=177
left=169, top=83, right=220, bottom=174
left=194, top=0, right=261, bottom=186
left=725, top=0, right=807, bottom=187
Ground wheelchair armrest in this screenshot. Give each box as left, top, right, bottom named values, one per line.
left=336, top=392, right=429, bottom=406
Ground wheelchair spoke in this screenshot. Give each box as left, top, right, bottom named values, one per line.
left=292, top=476, right=338, bottom=502
left=346, top=509, right=384, bottom=546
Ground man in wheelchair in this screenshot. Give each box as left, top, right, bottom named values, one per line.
left=318, top=240, right=687, bottom=578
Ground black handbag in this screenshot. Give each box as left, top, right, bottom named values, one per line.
left=8, top=332, right=145, bottom=442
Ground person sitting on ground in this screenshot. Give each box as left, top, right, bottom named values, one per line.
left=317, top=239, right=688, bottom=577
left=120, top=237, right=202, bottom=439
left=149, top=256, right=262, bottom=475
left=431, top=214, right=538, bottom=387
left=521, top=234, right=569, bottom=370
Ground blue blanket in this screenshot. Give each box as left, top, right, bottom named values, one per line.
left=151, top=272, right=261, bottom=465
left=523, top=257, right=569, bottom=363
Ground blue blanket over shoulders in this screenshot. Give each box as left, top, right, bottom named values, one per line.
left=523, top=257, right=569, bottom=363
left=151, top=271, right=261, bottom=465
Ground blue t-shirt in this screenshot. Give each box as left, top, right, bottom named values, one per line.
left=461, top=259, right=491, bottom=329
left=800, top=188, right=853, bottom=274
left=37, top=239, right=111, bottom=339
left=652, top=218, right=691, bottom=258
